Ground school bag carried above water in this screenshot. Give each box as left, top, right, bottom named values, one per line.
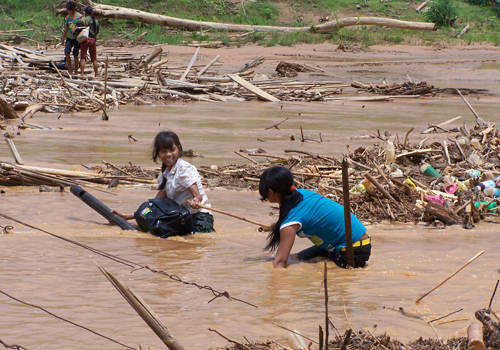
left=134, top=198, right=195, bottom=238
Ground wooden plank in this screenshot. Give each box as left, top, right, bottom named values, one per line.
left=227, top=74, right=280, bottom=102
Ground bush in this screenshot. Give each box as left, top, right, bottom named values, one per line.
left=424, top=0, right=459, bottom=28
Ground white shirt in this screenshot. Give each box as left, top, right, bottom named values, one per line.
left=157, top=158, right=211, bottom=215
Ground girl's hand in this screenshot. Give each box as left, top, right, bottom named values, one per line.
left=111, top=209, right=134, bottom=221
left=189, top=197, right=201, bottom=209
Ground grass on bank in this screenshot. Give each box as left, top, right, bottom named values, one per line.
left=0, top=0, right=499, bottom=48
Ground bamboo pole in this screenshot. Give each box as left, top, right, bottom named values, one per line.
left=342, top=158, right=354, bottom=268
left=364, top=173, right=395, bottom=201
left=49, top=60, right=73, bottom=98
left=323, top=261, right=329, bottom=347
left=187, top=200, right=271, bottom=231
left=456, top=88, right=487, bottom=127
left=5, top=137, right=24, bottom=165
left=102, top=56, right=109, bottom=121
left=179, top=47, right=199, bottom=81
left=96, top=263, right=186, bottom=350
left=467, top=322, right=485, bottom=350
left=415, top=250, right=485, bottom=303
left=197, top=55, right=220, bottom=77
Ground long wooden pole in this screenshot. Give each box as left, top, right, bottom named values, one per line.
left=324, top=261, right=329, bottom=347
left=415, top=250, right=485, bottom=303
left=456, top=88, right=486, bottom=126
left=96, top=263, right=185, bottom=350
left=342, top=158, right=354, bottom=268
left=187, top=200, right=271, bottom=231
left=102, top=56, right=109, bottom=121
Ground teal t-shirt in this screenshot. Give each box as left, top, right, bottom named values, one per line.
left=281, top=189, right=366, bottom=251
left=64, top=13, right=80, bottom=40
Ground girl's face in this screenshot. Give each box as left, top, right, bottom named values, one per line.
left=159, top=145, right=180, bottom=168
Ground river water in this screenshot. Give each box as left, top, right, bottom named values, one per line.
left=1, top=93, right=500, bottom=349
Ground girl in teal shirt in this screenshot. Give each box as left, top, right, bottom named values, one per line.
left=259, top=166, right=371, bottom=269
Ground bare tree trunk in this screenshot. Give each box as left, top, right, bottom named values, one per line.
left=314, top=17, right=437, bottom=32
left=73, top=1, right=436, bottom=33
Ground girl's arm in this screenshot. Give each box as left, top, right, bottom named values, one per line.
left=112, top=190, right=166, bottom=220
left=61, top=25, right=69, bottom=46
left=187, top=183, right=203, bottom=209
left=155, top=190, right=167, bottom=199
left=273, top=224, right=299, bottom=268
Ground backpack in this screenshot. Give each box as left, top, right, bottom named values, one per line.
left=134, top=198, right=195, bottom=238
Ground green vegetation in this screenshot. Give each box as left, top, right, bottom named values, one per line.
left=0, top=0, right=498, bottom=47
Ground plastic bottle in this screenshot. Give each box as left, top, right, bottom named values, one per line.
left=457, top=181, right=468, bottom=192
left=484, top=187, right=500, bottom=198
left=474, top=201, right=498, bottom=213
left=470, top=138, right=481, bottom=150
left=474, top=180, right=496, bottom=192
left=385, top=140, right=395, bottom=164
left=287, top=332, right=309, bottom=350
left=466, top=170, right=481, bottom=179
left=443, top=175, right=455, bottom=186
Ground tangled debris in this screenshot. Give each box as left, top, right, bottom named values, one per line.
left=209, top=308, right=500, bottom=350
left=2, top=118, right=498, bottom=228
left=0, top=42, right=495, bottom=123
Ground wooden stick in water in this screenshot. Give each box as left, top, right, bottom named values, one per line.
left=187, top=200, right=271, bottom=231
left=415, top=250, right=485, bottom=303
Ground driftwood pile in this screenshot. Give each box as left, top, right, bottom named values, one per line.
left=198, top=118, right=500, bottom=228
left=0, top=161, right=156, bottom=188
left=1, top=117, right=499, bottom=227
left=210, top=308, right=500, bottom=350
left=2, top=41, right=493, bottom=121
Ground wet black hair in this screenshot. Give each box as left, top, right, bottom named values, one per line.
left=259, top=166, right=303, bottom=252
left=66, top=1, right=77, bottom=12
left=152, top=131, right=183, bottom=190
left=84, top=6, right=97, bottom=36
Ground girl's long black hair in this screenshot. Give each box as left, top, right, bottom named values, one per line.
left=152, top=131, right=183, bottom=191
left=259, top=166, right=303, bottom=252
left=84, top=6, right=97, bottom=36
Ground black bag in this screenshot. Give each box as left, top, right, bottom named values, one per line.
left=134, top=198, right=195, bottom=238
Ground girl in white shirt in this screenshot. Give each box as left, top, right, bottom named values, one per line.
left=113, top=131, right=214, bottom=233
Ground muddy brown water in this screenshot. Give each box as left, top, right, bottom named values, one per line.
left=2, top=63, right=500, bottom=349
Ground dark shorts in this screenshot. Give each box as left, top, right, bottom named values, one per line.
left=296, top=237, right=371, bottom=269
left=192, top=212, right=215, bottom=233
left=64, top=38, right=79, bottom=56
left=80, top=38, right=97, bottom=62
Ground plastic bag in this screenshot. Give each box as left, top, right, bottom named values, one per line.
left=76, top=26, right=89, bottom=43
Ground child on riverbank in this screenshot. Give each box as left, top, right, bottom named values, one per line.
left=259, top=166, right=370, bottom=268
left=112, top=131, right=215, bottom=233
left=60, top=1, right=80, bottom=75
left=75, top=6, right=100, bottom=78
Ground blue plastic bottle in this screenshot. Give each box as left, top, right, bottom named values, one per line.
left=484, top=187, right=500, bottom=198
left=474, top=180, right=497, bottom=191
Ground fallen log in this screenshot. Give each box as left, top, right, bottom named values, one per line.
left=314, top=17, right=437, bottom=33
left=422, top=202, right=462, bottom=226
left=73, top=1, right=436, bottom=33
left=0, top=96, right=18, bottom=119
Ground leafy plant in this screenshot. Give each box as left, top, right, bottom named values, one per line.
left=424, top=0, right=459, bottom=28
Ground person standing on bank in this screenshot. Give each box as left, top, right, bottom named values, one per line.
left=61, top=1, right=80, bottom=75
left=75, top=6, right=100, bottom=78
left=259, top=166, right=371, bottom=269
left=112, top=131, right=215, bottom=233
